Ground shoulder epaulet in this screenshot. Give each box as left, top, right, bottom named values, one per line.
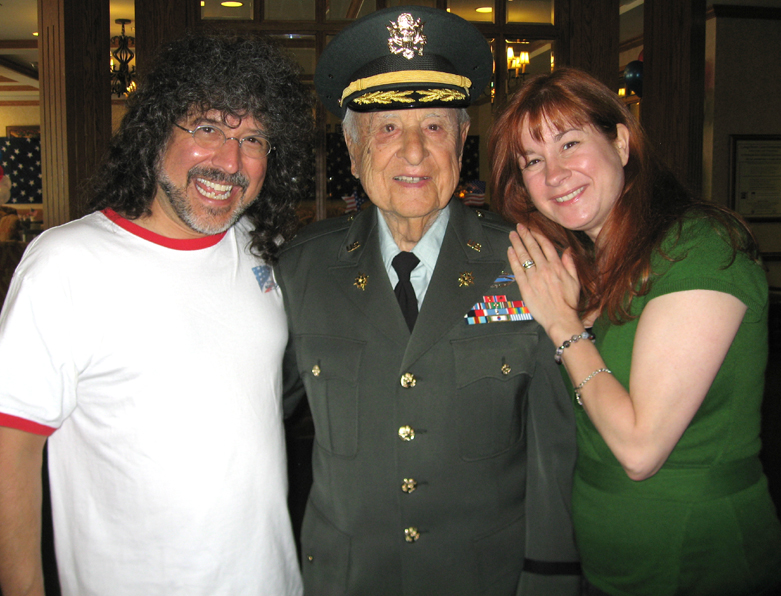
left=472, top=207, right=514, bottom=232
left=279, top=212, right=358, bottom=253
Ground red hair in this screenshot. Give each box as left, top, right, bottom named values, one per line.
left=489, top=67, right=757, bottom=323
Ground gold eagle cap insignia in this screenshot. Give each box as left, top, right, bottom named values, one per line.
left=387, top=13, right=427, bottom=60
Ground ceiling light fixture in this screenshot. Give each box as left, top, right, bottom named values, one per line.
left=110, top=19, right=136, bottom=98
left=507, top=45, right=530, bottom=91
left=221, top=1, right=244, bottom=6
left=475, top=7, right=492, bottom=13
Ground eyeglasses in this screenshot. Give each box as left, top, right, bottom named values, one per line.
left=174, top=123, right=273, bottom=158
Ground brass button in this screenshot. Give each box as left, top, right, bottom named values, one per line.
left=401, top=478, right=417, bottom=493
left=307, top=554, right=314, bottom=563
left=400, top=372, right=417, bottom=388
left=398, top=426, right=415, bottom=441
left=312, top=364, right=321, bottom=377
left=501, top=363, right=511, bottom=375
left=404, top=527, right=420, bottom=542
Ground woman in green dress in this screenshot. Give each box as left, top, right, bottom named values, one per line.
left=489, top=67, right=781, bottom=596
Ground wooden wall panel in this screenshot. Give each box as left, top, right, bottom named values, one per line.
left=38, top=0, right=68, bottom=228
left=38, top=0, right=111, bottom=226
left=559, top=0, right=619, bottom=91
left=135, top=0, right=197, bottom=76
left=642, top=0, right=706, bottom=195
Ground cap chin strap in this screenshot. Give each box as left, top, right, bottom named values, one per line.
left=340, top=70, right=472, bottom=106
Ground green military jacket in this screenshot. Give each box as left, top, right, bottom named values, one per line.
left=277, top=200, right=580, bottom=596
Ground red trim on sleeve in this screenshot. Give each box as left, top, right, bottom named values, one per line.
left=101, top=209, right=227, bottom=251
left=0, top=413, right=56, bottom=436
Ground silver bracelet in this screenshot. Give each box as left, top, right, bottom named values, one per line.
left=574, top=368, right=612, bottom=405
left=555, top=330, right=595, bottom=364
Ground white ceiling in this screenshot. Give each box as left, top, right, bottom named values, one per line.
left=0, top=0, right=135, bottom=38
left=1, top=0, right=780, bottom=103
left=0, top=0, right=135, bottom=102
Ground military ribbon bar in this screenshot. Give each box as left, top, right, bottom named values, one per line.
left=464, top=295, right=532, bottom=325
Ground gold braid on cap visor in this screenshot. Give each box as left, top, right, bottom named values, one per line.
left=340, top=70, right=473, bottom=106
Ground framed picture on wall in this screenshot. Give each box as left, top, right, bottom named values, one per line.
left=5, top=125, right=40, bottom=139
left=730, top=134, right=781, bottom=221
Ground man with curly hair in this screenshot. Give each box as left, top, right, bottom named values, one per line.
left=0, top=32, right=310, bottom=596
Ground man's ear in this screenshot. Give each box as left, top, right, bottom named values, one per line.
left=457, top=120, right=471, bottom=162
left=344, top=131, right=360, bottom=178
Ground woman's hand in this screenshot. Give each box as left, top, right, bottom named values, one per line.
left=508, top=224, right=583, bottom=343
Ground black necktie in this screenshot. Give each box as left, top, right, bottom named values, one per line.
left=392, top=251, right=420, bottom=332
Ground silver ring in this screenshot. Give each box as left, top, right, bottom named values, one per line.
left=521, top=260, right=536, bottom=270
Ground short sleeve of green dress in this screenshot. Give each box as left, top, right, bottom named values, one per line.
left=572, top=215, right=781, bottom=596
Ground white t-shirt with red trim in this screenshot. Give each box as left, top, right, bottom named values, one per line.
left=0, top=210, right=303, bottom=596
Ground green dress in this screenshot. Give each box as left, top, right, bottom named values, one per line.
left=572, top=216, right=781, bottom=596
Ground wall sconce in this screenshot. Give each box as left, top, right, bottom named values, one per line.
left=507, top=47, right=529, bottom=91
left=110, top=19, right=136, bottom=98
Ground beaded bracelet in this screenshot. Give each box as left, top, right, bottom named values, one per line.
left=554, top=330, right=595, bottom=364
left=574, top=368, right=612, bottom=405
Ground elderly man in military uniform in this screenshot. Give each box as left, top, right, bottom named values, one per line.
left=276, top=6, right=580, bottom=595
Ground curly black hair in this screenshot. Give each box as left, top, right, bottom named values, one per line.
left=87, top=31, right=314, bottom=262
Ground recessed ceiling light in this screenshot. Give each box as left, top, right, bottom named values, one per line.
left=221, top=1, right=243, bottom=6
left=32, top=32, right=39, bottom=36
left=475, top=7, right=493, bottom=13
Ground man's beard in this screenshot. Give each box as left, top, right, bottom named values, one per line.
left=157, top=166, right=254, bottom=236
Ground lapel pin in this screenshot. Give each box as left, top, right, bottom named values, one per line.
left=346, top=242, right=361, bottom=252
left=467, top=241, right=482, bottom=252
left=354, top=273, right=369, bottom=291
left=458, top=272, right=475, bottom=287
left=490, top=271, right=516, bottom=288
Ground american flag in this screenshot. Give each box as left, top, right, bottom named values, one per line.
left=460, top=136, right=480, bottom=183
left=327, top=131, right=357, bottom=201
left=459, top=179, right=486, bottom=207
left=0, top=136, right=43, bottom=206
left=342, top=189, right=368, bottom=213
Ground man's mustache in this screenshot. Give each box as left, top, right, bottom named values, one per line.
left=187, top=167, right=249, bottom=192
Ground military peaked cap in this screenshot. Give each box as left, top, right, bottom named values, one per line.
left=315, top=6, right=493, bottom=117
